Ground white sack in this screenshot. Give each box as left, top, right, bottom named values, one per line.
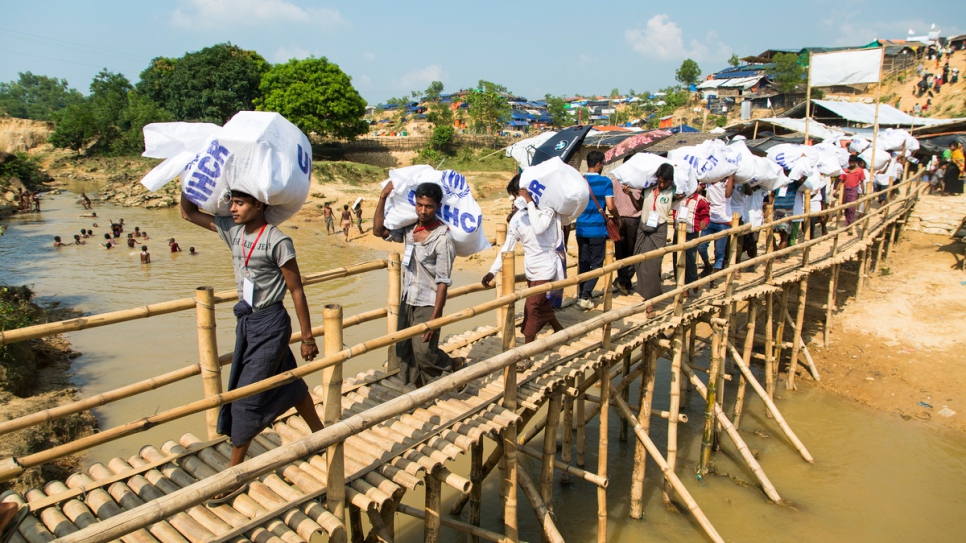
left=610, top=154, right=698, bottom=196
left=766, top=143, right=808, bottom=171
left=859, top=147, right=891, bottom=170
left=849, top=137, right=871, bottom=154
left=519, top=157, right=589, bottom=224
left=668, top=159, right=699, bottom=197
left=816, top=154, right=844, bottom=177
left=801, top=172, right=826, bottom=192
left=140, top=112, right=313, bottom=225
left=878, top=128, right=920, bottom=153
left=381, top=166, right=489, bottom=257
left=667, top=139, right=738, bottom=182
left=750, top=156, right=790, bottom=191
left=728, top=140, right=758, bottom=184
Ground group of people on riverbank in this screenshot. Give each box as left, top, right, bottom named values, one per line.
left=15, top=188, right=41, bottom=212
left=322, top=200, right=365, bottom=244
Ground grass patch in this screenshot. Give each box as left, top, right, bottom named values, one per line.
left=426, top=147, right=516, bottom=173
left=313, top=161, right=388, bottom=186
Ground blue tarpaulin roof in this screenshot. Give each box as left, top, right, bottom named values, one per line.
left=511, top=110, right=535, bottom=120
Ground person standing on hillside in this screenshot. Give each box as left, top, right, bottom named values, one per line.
left=482, top=175, right=564, bottom=364
left=179, top=190, right=323, bottom=502
left=575, top=150, right=621, bottom=309
left=373, top=181, right=463, bottom=387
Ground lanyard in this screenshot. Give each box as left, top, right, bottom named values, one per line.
left=242, top=224, right=267, bottom=268
left=414, top=219, right=441, bottom=233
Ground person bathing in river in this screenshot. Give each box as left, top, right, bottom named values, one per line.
left=134, top=226, right=141, bottom=238
left=323, top=202, right=335, bottom=235
left=189, top=246, right=197, bottom=256
left=169, top=238, right=183, bottom=252
left=80, top=192, right=92, bottom=210
left=103, top=233, right=116, bottom=248
left=126, top=233, right=136, bottom=248
left=80, top=229, right=89, bottom=239
left=340, top=204, right=352, bottom=243
left=140, top=245, right=151, bottom=264
left=180, top=190, right=323, bottom=503
left=73, top=234, right=85, bottom=245
left=52, top=236, right=71, bottom=247
left=373, top=181, right=465, bottom=387
left=482, top=175, right=565, bottom=371
left=354, top=201, right=364, bottom=234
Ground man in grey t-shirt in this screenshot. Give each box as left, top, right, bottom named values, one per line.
left=373, top=182, right=462, bottom=387
left=181, top=190, right=323, bottom=503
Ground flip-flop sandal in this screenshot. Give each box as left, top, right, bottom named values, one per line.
left=0, top=506, right=28, bottom=543
left=206, top=483, right=249, bottom=506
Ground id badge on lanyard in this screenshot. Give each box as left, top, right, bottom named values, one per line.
left=402, top=243, right=415, bottom=267
left=777, top=186, right=788, bottom=198
left=242, top=268, right=255, bottom=305
left=677, top=205, right=689, bottom=223
left=645, top=212, right=659, bottom=228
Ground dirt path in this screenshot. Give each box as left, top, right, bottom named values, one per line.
left=801, top=216, right=966, bottom=432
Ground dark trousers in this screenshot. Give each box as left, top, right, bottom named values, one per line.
left=576, top=236, right=606, bottom=300
left=672, top=230, right=702, bottom=285
left=615, top=217, right=640, bottom=288
left=396, top=303, right=453, bottom=386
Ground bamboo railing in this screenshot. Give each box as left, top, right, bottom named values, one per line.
left=0, top=171, right=924, bottom=543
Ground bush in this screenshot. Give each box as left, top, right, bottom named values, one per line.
left=0, top=153, right=51, bottom=190
left=0, top=286, right=38, bottom=396
left=429, top=124, right=456, bottom=151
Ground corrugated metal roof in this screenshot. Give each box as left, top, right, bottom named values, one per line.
left=812, top=99, right=919, bottom=126
left=697, top=76, right=763, bottom=90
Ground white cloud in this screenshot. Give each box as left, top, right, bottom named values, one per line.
left=356, top=74, right=372, bottom=87
left=821, top=14, right=960, bottom=46
left=577, top=54, right=597, bottom=68
left=393, top=64, right=446, bottom=91
left=274, top=45, right=310, bottom=62
left=363, top=52, right=376, bottom=61
left=625, top=15, right=730, bottom=63
left=172, top=0, right=346, bottom=29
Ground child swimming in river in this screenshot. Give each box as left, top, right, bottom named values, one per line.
left=189, top=247, right=197, bottom=256
left=53, top=236, right=70, bottom=247
left=140, top=246, right=151, bottom=264
left=73, top=234, right=85, bottom=245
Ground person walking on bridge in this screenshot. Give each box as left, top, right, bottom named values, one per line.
left=180, top=190, right=324, bottom=504
left=373, top=181, right=463, bottom=387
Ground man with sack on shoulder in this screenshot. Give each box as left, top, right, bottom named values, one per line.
left=373, top=182, right=465, bottom=387
left=576, top=150, right=622, bottom=310
left=180, top=190, right=324, bottom=504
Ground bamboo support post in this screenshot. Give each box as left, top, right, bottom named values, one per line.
left=619, top=353, right=630, bottom=442
left=576, top=371, right=587, bottom=468
left=699, top=317, right=725, bottom=475
left=469, top=441, right=483, bottom=543
left=398, top=503, right=512, bottom=543
left=596, top=365, right=609, bottom=543
left=517, top=469, right=565, bottom=543
left=194, top=287, right=222, bottom=440
left=602, top=240, right=615, bottom=349
left=762, top=205, right=775, bottom=281
left=664, top=322, right=685, bottom=503
left=612, top=396, right=724, bottom=543
left=673, top=222, right=687, bottom=316
left=424, top=473, right=441, bottom=543
left=560, top=380, right=574, bottom=484
left=732, top=298, right=759, bottom=430
left=772, top=286, right=790, bottom=393
left=680, top=359, right=783, bottom=503
left=782, top=310, right=821, bottom=382
left=496, top=222, right=507, bottom=246
left=802, top=190, right=812, bottom=264
left=386, top=252, right=401, bottom=372
left=348, top=506, right=363, bottom=542
left=726, top=341, right=814, bottom=463
left=516, top=445, right=607, bottom=488
left=824, top=265, right=838, bottom=348
left=787, top=277, right=809, bottom=390
left=322, top=304, right=346, bottom=524
left=629, top=342, right=656, bottom=519
left=540, top=389, right=562, bottom=522
left=499, top=252, right=518, bottom=542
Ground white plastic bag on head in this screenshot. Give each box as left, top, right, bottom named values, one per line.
left=750, top=156, right=789, bottom=191
left=728, top=140, right=758, bottom=184
left=801, top=172, right=825, bottom=192
left=858, top=147, right=890, bottom=170
left=519, top=157, right=589, bottom=224
left=668, top=139, right=738, bottom=183
left=609, top=153, right=667, bottom=190
left=381, top=166, right=489, bottom=256
left=766, top=143, right=808, bottom=171
left=849, top=137, right=871, bottom=154
left=878, top=128, right=920, bottom=154
left=668, top=158, right=698, bottom=197
left=141, top=122, right=221, bottom=194
left=816, top=154, right=844, bottom=177
left=140, top=112, right=313, bottom=225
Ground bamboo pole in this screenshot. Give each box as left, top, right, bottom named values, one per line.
left=499, top=251, right=518, bottom=542
left=726, top=341, right=814, bottom=463
left=516, top=469, right=564, bottom=543
left=787, top=278, right=809, bottom=390
left=802, top=190, right=812, bottom=264
left=596, top=364, right=609, bottom=543
left=424, top=473, right=441, bottom=543
left=540, top=389, right=562, bottom=522
left=386, top=252, right=401, bottom=372
left=322, top=304, right=346, bottom=524
left=824, top=265, right=837, bottom=348
left=398, top=503, right=512, bottom=543
left=673, top=222, right=687, bottom=317
left=664, top=321, right=684, bottom=504
left=629, top=342, right=656, bottom=519
left=772, top=285, right=790, bottom=395
left=517, top=445, right=607, bottom=488
left=680, top=359, right=783, bottom=503
left=559, top=380, right=574, bottom=484
left=612, top=396, right=725, bottom=543
left=602, top=240, right=615, bottom=350
left=194, top=287, right=221, bottom=440
left=619, top=353, right=630, bottom=442
left=468, top=441, right=483, bottom=543
left=732, top=298, right=758, bottom=430
left=576, top=371, right=587, bottom=468
left=698, top=317, right=725, bottom=474
left=782, top=310, right=821, bottom=382
left=855, top=249, right=868, bottom=299
left=496, top=222, right=507, bottom=246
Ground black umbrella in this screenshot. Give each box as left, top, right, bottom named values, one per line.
left=530, top=125, right=593, bottom=167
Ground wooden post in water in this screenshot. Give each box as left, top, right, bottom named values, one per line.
left=596, top=364, right=610, bottom=543
left=560, top=379, right=575, bottom=484
left=787, top=278, right=809, bottom=390
left=664, top=322, right=686, bottom=502
left=772, top=286, right=790, bottom=392
left=619, top=352, right=630, bottom=442
left=468, top=441, right=483, bottom=543
left=194, top=287, right=221, bottom=440
left=824, top=264, right=838, bottom=348
left=629, top=342, right=657, bottom=519
left=322, top=304, right=345, bottom=524
left=576, top=371, right=587, bottom=468
left=602, top=240, right=615, bottom=350
left=386, top=252, right=401, bottom=372
left=699, top=316, right=725, bottom=474
left=424, top=473, right=441, bottom=543
left=717, top=213, right=742, bottom=428
left=499, top=251, right=519, bottom=542
left=541, top=389, right=562, bottom=534
left=732, top=298, right=759, bottom=430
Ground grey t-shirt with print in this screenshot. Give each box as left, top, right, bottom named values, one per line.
left=215, top=216, right=296, bottom=311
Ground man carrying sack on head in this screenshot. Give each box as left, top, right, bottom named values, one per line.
left=373, top=181, right=465, bottom=387
left=180, top=191, right=324, bottom=504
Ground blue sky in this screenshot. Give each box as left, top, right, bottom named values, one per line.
left=1, top=1, right=960, bottom=104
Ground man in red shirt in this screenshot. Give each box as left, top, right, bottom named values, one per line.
left=839, top=156, right=865, bottom=226
left=673, top=190, right=710, bottom=296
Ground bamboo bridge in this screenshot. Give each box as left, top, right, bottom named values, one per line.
left=0, top=175, right=926, bottom=543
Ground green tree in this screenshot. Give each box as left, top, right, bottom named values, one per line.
left=675, top=59, right=702, bottom=86
left=424, top=82, right=453, bottom=127
left=465, top=80, right=510, bottom=134
left=610, top=88, right=620, bottom=98
left=544, top=95, right=571, bottom=128
left=424, top=80, right=445, bottom=103
left=767, top=52, right=806, bottom=94
left=138, top=43, right=269, bottom=124
left=728, top=53, right=741, bottom=67
left=0, top=72, right=83, bottom=120
left=255, top=56, right=367, bottom=139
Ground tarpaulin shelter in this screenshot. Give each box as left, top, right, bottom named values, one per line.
left=602, top=129, right=673, bottom=164
left=505, top=131, right=557, bottom=168
left=530, top=125, right=593, bottom=167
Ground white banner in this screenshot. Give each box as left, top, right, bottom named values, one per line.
left=809, top=49, right=882, bottom=87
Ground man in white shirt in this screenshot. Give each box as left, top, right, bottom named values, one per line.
left=698, top=174, right=735, bottom=276
left=483, top=175, right=564, bottom=364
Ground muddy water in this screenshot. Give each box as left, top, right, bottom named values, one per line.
left=3, top=185, right=966, bottom=542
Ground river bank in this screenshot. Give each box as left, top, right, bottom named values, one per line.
left=0, top=286, right=97, bottom=493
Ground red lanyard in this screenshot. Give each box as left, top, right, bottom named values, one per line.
left=652, top=188, right=660, bottom=211
left=242, top=224, right=267, bottom=268
left=414, top=219, right=441, bottom=233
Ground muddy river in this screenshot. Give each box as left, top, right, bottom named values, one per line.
left=2, top=185, right=964, bottom=542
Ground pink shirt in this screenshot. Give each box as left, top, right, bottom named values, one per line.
left=611, top=177, right=641, bottom=218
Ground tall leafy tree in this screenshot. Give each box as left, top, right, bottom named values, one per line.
left=0, top=72, right=83, bottom=120
left=544, top=95, right=570, bottom=128
left=675, top=59, right=702, bottom=86
left=767, top=52, right=807, bottom=94
left=138, top=43, right=268, bottom=124
left=465, top=80, right=510, bottom=134
left=728, top=53, right=741, bottom=67
left=254, top=56, right=367, bottom=139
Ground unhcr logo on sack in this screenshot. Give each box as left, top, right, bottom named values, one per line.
left=440, top=170, right=471, bottom=199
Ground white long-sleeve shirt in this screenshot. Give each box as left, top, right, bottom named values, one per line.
left=488, top=203, right=563, bottom=282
